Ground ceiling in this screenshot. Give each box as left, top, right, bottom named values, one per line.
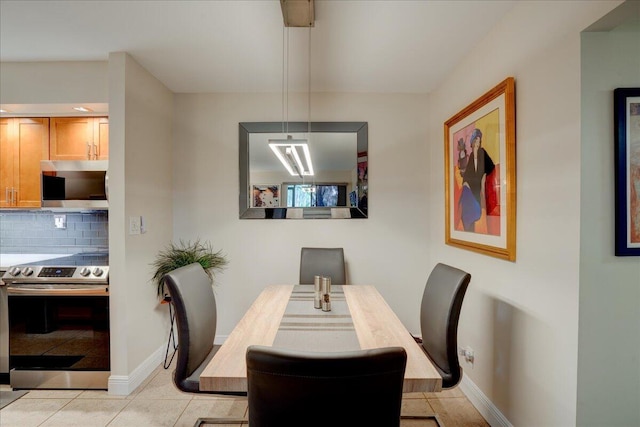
left=0, top=0, right=516, bottom=95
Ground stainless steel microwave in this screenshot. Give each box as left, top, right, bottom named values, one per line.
left=41, top=160, right=108, bottom=209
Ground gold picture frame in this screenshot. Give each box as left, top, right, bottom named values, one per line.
left=444, top=77, right=516, bottom=261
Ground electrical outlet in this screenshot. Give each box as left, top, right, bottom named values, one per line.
left=463, top=346, right=475, bottom=364
left=129, top=216, right=141, bottom=235
left=54, top=214, right=66, bottom=229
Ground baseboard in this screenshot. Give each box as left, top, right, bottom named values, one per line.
left=459, top=374, right=513, bottom=427
left=108, top=345, right=164, bottom=396
left=107, top=335, right=230, bottom=396
left=214, top=334, right=228, bottom=346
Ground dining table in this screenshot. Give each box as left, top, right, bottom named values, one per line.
left=199, top=284, right=442, bottom=394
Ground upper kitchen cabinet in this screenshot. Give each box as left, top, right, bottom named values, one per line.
left=0, top=118, right=50, bottom=208
left=49, top=117, right=109, bottom=160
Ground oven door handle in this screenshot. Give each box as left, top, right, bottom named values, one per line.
left=7, top=286, right=109, bottom=296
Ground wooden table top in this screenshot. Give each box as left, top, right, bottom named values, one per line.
left=199, top=284, right=442, bottom=393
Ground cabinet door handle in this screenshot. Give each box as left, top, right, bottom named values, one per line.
left=87, top=142, right=91, bottom=159
left=11, top=188, right=16, bottom=205
left=93, top=143, right=98, bottom=160
left=5, top=187, right=9, bottom=204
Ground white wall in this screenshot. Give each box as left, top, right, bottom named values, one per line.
left=578, top=10, right=640, bottom=426
left=108, top=52, right=174, bottom=393
left=426, top=1, right=622, bottom=426
left=172, top=92, right=430, bottom=336
left=0, top=61, right=107, bottom=104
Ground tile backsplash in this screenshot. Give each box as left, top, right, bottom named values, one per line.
left=0, top=210, right=108, bottom=254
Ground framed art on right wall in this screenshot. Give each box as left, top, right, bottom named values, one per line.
left=444, top=77, right=516, bottom=261
left=614, top=87, right=640, bottom=256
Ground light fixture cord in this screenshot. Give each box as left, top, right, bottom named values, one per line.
left=282, top=24, right=285, bottom=135
left=308, top=23, right=311, bottom=138
left=286, top=26, right=290, bottom=135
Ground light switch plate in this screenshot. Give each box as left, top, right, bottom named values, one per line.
left=129, top=216, right=141, bottom=235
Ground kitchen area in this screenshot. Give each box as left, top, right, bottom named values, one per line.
left=0, top=114, right=111, bottom=390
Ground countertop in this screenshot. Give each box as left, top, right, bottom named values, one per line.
left=0, top=254, right=70, bottom=270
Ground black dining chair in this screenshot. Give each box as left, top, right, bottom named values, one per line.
left=299, top=247, right=346, bottom=285
left=404, top=262, right=471, bottom=426
left=163, top=263, right=247, bottom=427
left=246, top=345, right=407, bottom=427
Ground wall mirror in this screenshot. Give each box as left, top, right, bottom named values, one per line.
left=239, top=122, right=368, bottom=219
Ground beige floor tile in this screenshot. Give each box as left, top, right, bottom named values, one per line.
left=401, top=417, right=440, bottom=427
left=133, top=372, right=192, bottom=400
left=174, top=398, right=248, bottom=427
left=107, top=398, right=189, bottom=427
left=0, top=398, right=71, bottom=427
left=22, top=389, right=83, bottom=399
left=403, top=392, right=425, bottom=399
left=424, top=384, right=466, bottom=399
left=401, top=396, right=436, bottom=417
left=0, top=360, right=489, bottom=426
left=428, top=396, right=489, bottom=427
left=76, top=389, right=128, bottom=399
left=124, top=363, right=169, bottom=399
left=38, top=398, right=129, bottom=427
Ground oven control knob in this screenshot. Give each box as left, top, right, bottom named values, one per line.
left=8, top=267, right=21, bottom=276
left=79, top=267, right=91, bottom=277
left=92, top=268, right=104, bottom=277
left=22, top=267, right=34, bottom=277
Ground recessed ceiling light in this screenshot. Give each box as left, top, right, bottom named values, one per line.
left=73, top=106, right=92, bottom=112
left=0, top=109, right=9, bottom=113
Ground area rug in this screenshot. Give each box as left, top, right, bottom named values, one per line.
left=0, top=390, right=28, bottom=410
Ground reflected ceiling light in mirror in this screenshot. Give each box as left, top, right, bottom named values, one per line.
left=269, top=137, right=314, bottom=177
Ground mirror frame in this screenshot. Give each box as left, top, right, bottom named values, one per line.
left=239, top=121, right=368, bottom=219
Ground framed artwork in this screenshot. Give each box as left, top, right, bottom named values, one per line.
left=357, top=151, right=368, bottom=215
left=252, top=184, right=280, bottom=208
left=614, top=87, right=640, bottom=256
left=444, top=77, right=516, bottom=261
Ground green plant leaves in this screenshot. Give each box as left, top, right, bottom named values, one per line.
left=151, top=239, right=228, bottom=297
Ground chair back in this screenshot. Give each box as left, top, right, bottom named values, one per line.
left=299, top=247, right=346, bottom=285
left=163, top=262, right=217, bottom=393
left=246, top=345, right=406, bottom=427
left=420, top=263, right=471, bottom=388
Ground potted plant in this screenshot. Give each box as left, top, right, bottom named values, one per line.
left=151, top=239, right=228, bottom=298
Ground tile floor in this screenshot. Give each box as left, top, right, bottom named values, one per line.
left=0, top=362, right=489, bottom=427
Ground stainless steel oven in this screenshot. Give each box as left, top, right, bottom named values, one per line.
left=1, top=253, right=109, bottom=390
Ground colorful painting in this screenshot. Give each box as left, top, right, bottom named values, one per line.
left=252, top=184, right=280, bottom=208
left=444, top=77, right=516, bottom=261
left=357, top=152, right=368, bottom=215
left=614, top=87, right=640, bottom=256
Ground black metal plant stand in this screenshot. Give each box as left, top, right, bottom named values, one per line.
left=162, top=295, right=178, bottom=369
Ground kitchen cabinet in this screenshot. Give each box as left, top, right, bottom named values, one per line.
left=49, top=117, right=109, bottom=160
left=0, top=118, right=50, bottom=208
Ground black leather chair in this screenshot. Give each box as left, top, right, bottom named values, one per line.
left=299, top=247, right=346, bottom=285
left=246, top=345, right=407, bottom=427
left=163, top=263, right=246, bottom=427
left=404, top=262, right=471, bottom=426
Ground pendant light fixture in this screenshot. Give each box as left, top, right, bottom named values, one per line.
left=269, top=0, right=315, bottom=177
